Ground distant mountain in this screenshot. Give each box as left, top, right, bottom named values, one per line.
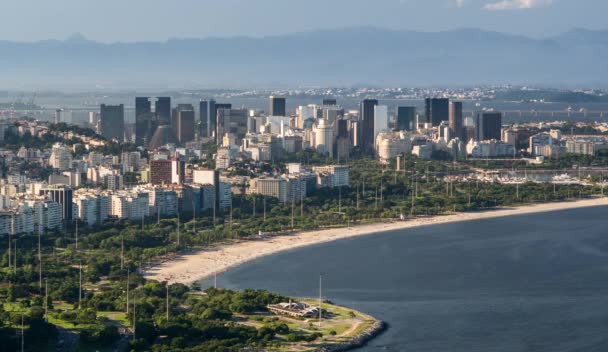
left=0, top=27, right=607, bottom=89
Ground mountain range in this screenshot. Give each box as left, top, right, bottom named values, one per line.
left=1, top=27, right=607, bottom=90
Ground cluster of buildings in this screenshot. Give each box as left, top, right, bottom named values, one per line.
left=526, top=128, right=608, bottom=158
left=0, top=111, right=351, bottom=235
left=70, top=95, right=508, bottom=164
left=247, top=164, right=349, bottom=204
left=4, top=93, right=608, bottom=235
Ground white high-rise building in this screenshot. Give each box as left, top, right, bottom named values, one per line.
left=297, top=105, right=318, bottom=129
left=312, top=165, right=350, bottom=188
left=313, top=119, right=334, bottom=158
left=49, top=143, right=72, bottom=170
left=75, top=195, right=99, bottom=226
left=373, top=105, right=389, bottom=140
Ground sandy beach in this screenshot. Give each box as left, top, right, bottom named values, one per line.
left=144, top=198, right=607, bottom=285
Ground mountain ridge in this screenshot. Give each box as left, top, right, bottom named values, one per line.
left=0, top=27, right=606, bottom=89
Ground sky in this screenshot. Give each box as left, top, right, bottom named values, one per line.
left=1, top=0, right=606, bottom=42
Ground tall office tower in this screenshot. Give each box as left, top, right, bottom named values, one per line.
left=336, top=119, right=349, bottom=139
left=99, top=104, right=125, bottom=141
left=323, top=98, right=337, bottom=106
left=397, top=106, right=416, bottom=131
left=373, top=105, right=389, bottom=142
left=155, top=97, right=171, bottom=125
left=425, top=98, right=450, bottom=126
left=269, top=96, right=286, bottom=116
left=216, top=108, right=248, bottom=145
left=213, top=103, right=232, bottom=140
left=208, top=100, right=216, bottom=138
left=199, top=100, right=209, bottom=137
left=474, top=111, right=503, bottom=141
left=40, top=185, right=73, bottom=221
left=135, top=97, right=157, bottom=146
left=88, top=111, right=99, bottom=128
left=449, top=101, right=464, bottom=140
left=359, top=99, right=378, bottom=151
left=172, top=104, right=196, bottom=144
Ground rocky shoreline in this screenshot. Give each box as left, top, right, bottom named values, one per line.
left=317, top=320, right=388, bottom=352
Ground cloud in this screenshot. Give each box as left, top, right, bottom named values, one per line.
left=484, top=0, right=552, bottom=10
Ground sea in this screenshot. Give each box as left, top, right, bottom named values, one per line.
left=200, top=206, right=608, bottom=352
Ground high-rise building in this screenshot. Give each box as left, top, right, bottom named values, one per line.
left=40, top=185, right=73, bottom=221
left=336, top=119, right=349, bottom=139
left=150, top=159, right=172, bottom=185
left=474, top=111, right=503, bottom=141
left=449, top=101, right=464, bottom=140
left=373, top=105, right=389, bottom=142
left=216, top=108, right=249, bottom=145
left=155, top=97, right=171, bottom=125
left=313, top=119, right=334, bottom=158
left=322, top=98, right=337, bottom=106
left=193, top=169, right=221, bottom=211
left=172, top=104, right=196, bottom=144
left=269, top=96, right=286, bottom=116
left=49, top=143, right=72, bottom=170
left=213, top=103, right=232, bottom=139
left=208, top=100, right=216, bottom=138
left=99, top=104, right=125, bottom=141
left=54, top=109, right=72, bottom=124
left=425, top=98, right=449, bottom=126
left=397, top=106, right=415, bottom=131
left=199, top=100, right=209, bottom=137
left=360, top=99, right=378, bottom=151
left=135, top=97, right=157, bottom=146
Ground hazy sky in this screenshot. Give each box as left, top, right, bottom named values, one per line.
left=2, top=0, right=605, bottom=42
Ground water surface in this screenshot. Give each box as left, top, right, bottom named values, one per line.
left=201, top=207, right=608, bottom=351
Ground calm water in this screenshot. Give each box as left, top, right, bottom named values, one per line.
left=201, top=206, right=608, bottom=351
left=4, top=95, right=608, bottom=125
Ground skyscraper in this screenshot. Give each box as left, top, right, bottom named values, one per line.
left=99, top=104, right=125, bottom=141
left=135, top=97, right=157, bottom=146
left=449, top=101, right=463, bottom=140
left=474, top=111, right=503, bottom=141
left=155, top=97, right=171, bottom=125
left=172, top=104, right=196, bottom=144
left=425, top=98, right=449, bottom=126
left=397, top=106, right=416, bottom=131
left=359, top=99, right=378, bottom=151
left=213, top=103, right=232, bottom=140
left=40, top=185, right=73, bottom=221
left=323, top=98, right=337, bottom=106
left=269, top=96, right=286, bottom=116
left=209, top=100, right=216, bottom=138
left=216, top=108, right=248, bottom=145
left=199, top=100, right=209, bottom=137
left=373, top=105, right=389, bottom=141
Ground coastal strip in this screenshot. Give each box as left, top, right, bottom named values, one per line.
left=145, top=198, right=607, bottom=285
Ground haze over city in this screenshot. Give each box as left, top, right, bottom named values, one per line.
left=2, top=0, right=606, bottom=41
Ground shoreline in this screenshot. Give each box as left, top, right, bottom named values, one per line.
left=144, top=197, right=607, bottom=285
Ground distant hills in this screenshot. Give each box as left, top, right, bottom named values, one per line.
left=1, top=27, right=607, bottom=89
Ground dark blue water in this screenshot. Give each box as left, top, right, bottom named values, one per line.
left=201, top=206, right=608, bottom=351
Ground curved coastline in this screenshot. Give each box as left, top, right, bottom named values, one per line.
left=317, top=320, right=388, bottom=352
left=144, top=198, right=607, bottom=285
